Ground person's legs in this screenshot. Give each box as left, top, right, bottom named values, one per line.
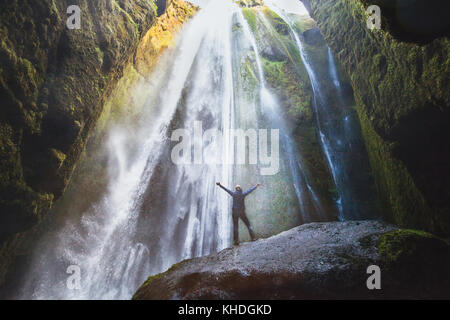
left=232, top=211, right=239, bottom=245
left=240, top=211, right=256, bottom=241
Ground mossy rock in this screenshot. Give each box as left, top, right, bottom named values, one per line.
left=262, top=58, right=312, bottom=123
left=236, top=0, right=264, bottom=8
left=378, top=229, right=450, bottom=296
left=241, top=8, right=258, bottom=32
left=134, top=221, right=450, bottom=299
left=378, top=229, right=450, bottom=266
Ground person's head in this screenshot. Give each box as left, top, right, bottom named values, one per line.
left=235, top=185, right=242, bottom=192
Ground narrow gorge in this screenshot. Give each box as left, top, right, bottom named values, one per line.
left=0, top=0, right=448, bottom=300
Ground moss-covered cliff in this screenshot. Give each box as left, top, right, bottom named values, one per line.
left=300, top=0, right=450, bottom=236
left=0, top=0, right=159, bottom=241
left=0, top=0, right=197, bottom=289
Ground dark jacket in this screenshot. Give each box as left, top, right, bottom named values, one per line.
left=218, top=184, right=257, bottom=210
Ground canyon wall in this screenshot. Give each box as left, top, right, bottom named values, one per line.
left=0, top=0, right=158, bottom=241
left=301, top=0, right=450, bottom=236
left=0, top=0, right=197, bottom=288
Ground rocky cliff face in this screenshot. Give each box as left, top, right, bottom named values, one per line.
left=300, top=0, right=450, bottom=236
left=0, top=0, right=197, bottom=288
left=134, top=220, right=450, bottom=299
left=0, top=0, right=158, bottom=241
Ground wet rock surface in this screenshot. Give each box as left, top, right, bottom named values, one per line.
left=134, top=220, right=450, bottom=299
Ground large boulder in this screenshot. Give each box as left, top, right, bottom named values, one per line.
left=133, top=220, right=450, bottom=299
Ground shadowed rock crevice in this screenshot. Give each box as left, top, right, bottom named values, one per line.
left=359, top=0, right=450, bottom=44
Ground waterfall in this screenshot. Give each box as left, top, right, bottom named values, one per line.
left=14, top=0, right=374, bottom=300
left=17, top=0, right=239, bottom=300
left=266, top=3, right=376, bottom=221
left=239, top=9, right=323, bottom=221
left=328, top=47, right=342, bottom=90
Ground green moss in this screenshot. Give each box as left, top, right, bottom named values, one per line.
left=262, top=57, right=312, bottom=123
left=167, top=259, right=188, bottom=273
left=378, top=229, right=437, bottom=264
left=377, top=228, right=450, bottom=291
left=243, top=60, right=258, bottom=83
left=356, top=104, right=440, bottom=233
left=242, top=8, right=257, bottom=32
left=50, top=148, right=66, bottom=168
left=94, top=47, right=104, bottom=65
left=151, top=2, right=158, bottom=15
left=142, top=272, right=164, bottom=287
left=236, top=0, right=264, bottom=8
left=132, top=259, right=189, bottom=299
left=262, top=7, right=289, bottom=35
left=131, top=272, right=164, bottom=300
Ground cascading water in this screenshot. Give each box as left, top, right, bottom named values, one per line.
left=328, top=47, right=342, bottom=91
left=14, top=0, right=375, bottom=300
left=325, top=45, right=377, bottom=220
left=266, top=2, right=376, bottom=220
left=238, top=8, right=324, bottom=222
left=17, top=1, right=239, bottom=299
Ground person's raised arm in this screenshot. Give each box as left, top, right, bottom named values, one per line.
left=216, top=182, right=234, bottom=196
left=243, top=183, right=261, bottom=196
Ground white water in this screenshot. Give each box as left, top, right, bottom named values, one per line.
left=328, top=47, right=341, bottom=90
left=18, top=0, right=239, bottom=299
left=266, top=3, right=376, bottom=220
left=15, top=0, right=373, bottom=300
left=256, top=10, right=325, bottom=220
